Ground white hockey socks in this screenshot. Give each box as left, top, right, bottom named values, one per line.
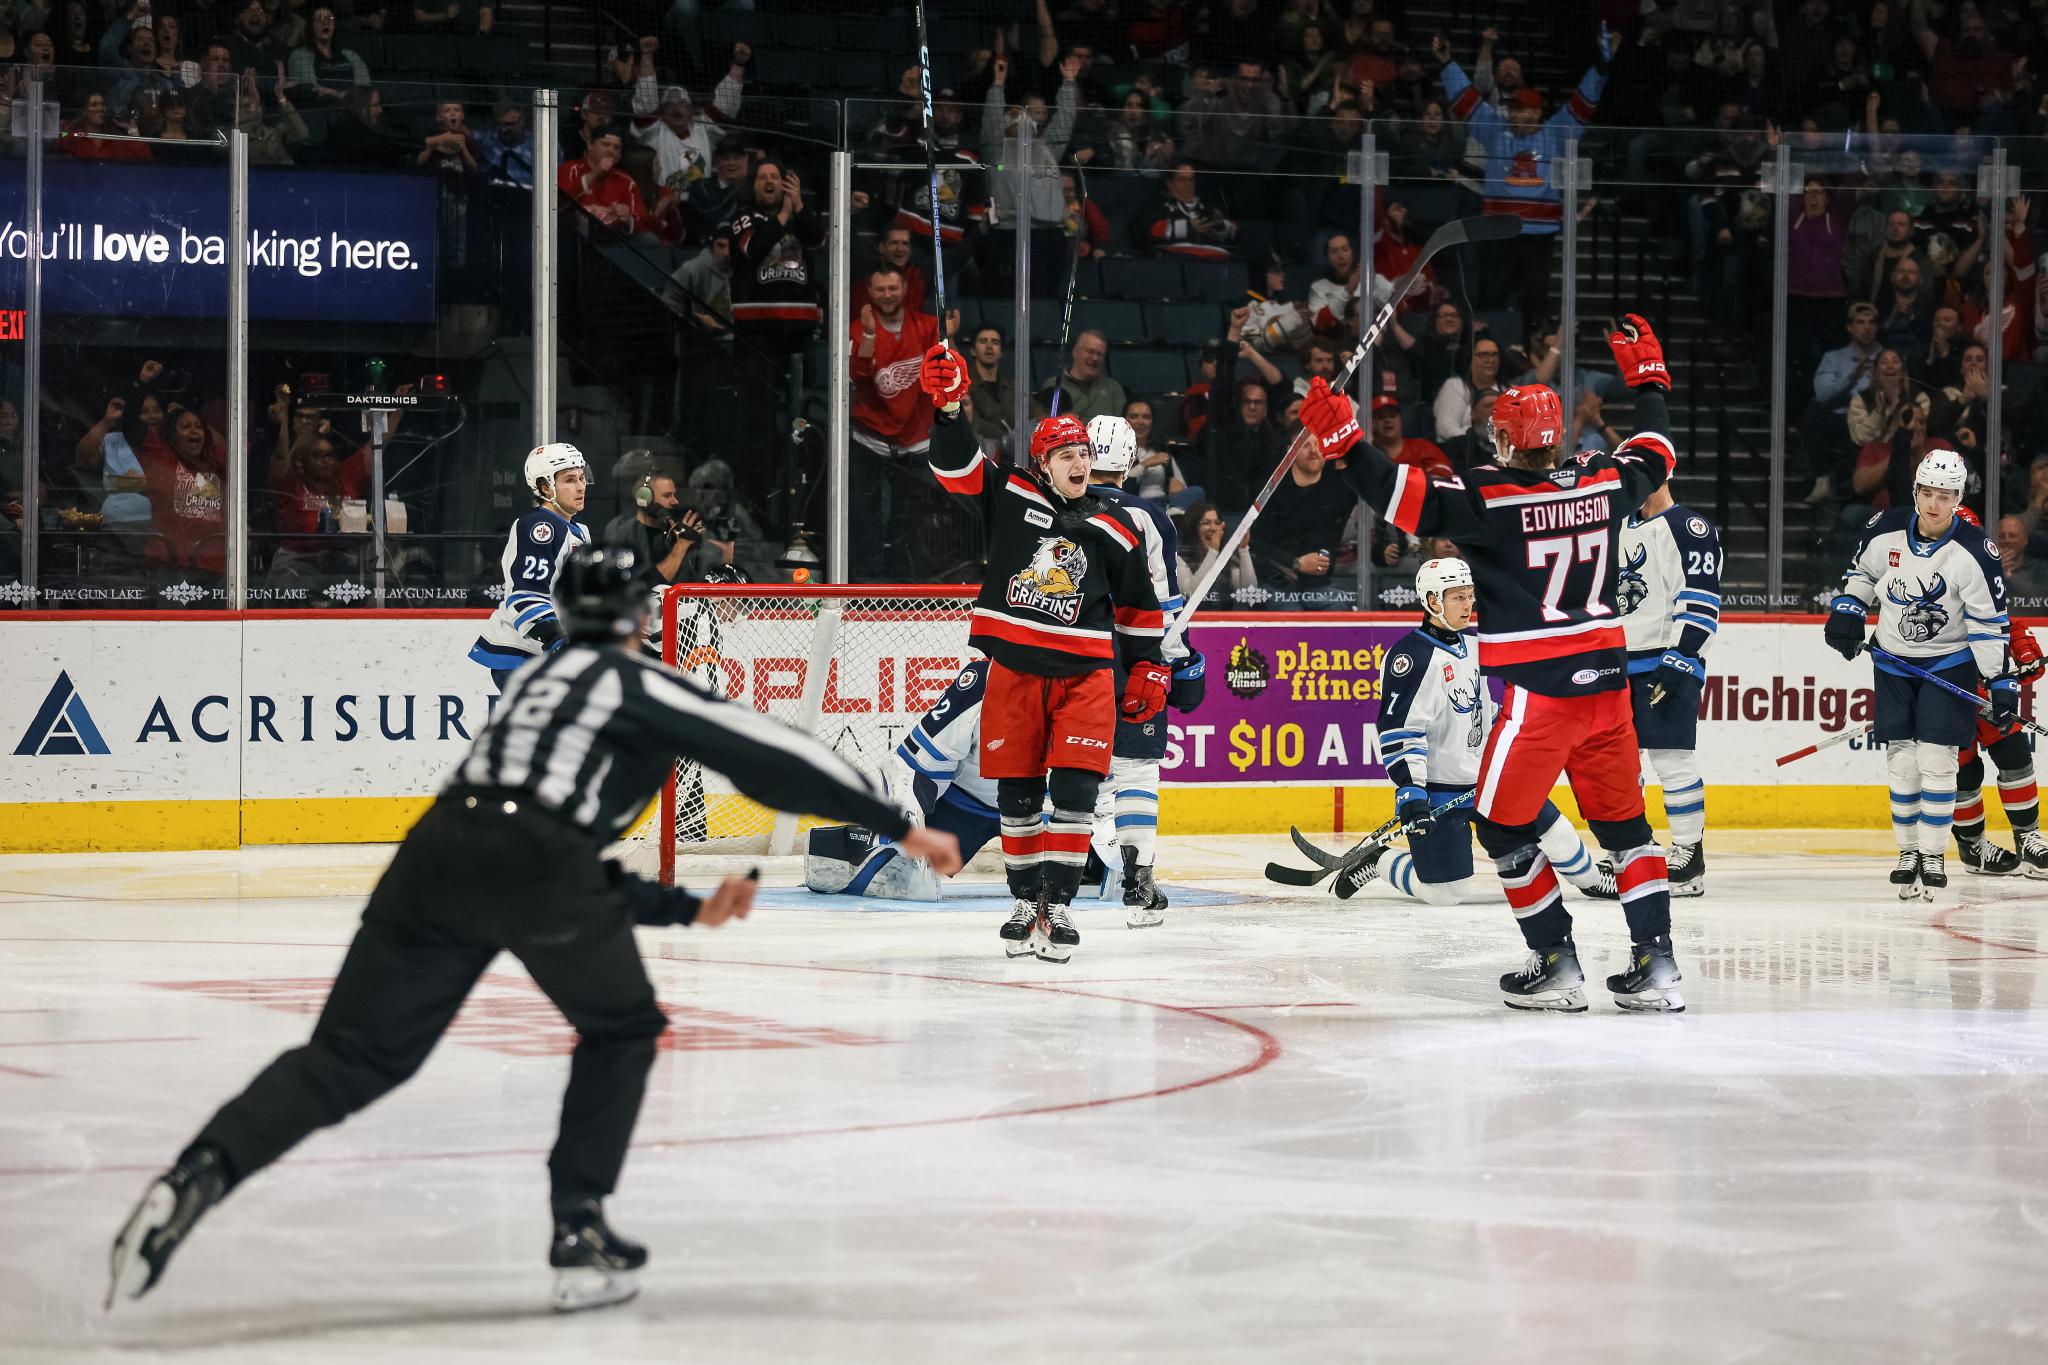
left=1109, top=756, right=1161, bottom=865
left=1916, top=742, right=1957, bottom=857
left=1380, top=851, right=1483, bottom=906
left=1887, top=742, right=1922, bottom=852
left=1533, top=807, right=1601, bottom=890
left=1648, top=748, right=1706, bottom=846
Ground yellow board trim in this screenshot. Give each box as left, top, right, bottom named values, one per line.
left=0, top=785, right=2021, bottom=853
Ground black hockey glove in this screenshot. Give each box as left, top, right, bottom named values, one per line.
left=603, top=858, right=702, bottom=926
left=1650, top=651, right=1704, bottom=703
left=1988, top=676, right=2021, bottom=729
left=1169, top=649, right=1207, bottom=711
left=1395, top=786, right=1432, bottom=825
left=1823, top=597, right=1867, bottom=661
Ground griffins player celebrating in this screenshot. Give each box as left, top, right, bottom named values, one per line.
left=1298, top=314, right=1686, bottom=1013
left=918, top=345, right=1170, bottom=963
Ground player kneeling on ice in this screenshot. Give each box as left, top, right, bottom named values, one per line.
left=1298, top=314, right=1687, bottom=1013
left=1825, top=449, right=2013, bottom=900
left=804, top=657, right=1125, bottom=903
left=1085, top=412, right=1208, bottom=927
left=1342, top=556, right=1616, bottom=904
left=109, top=546, right=961, bottom=1316
left=919, top=344, right=1170, bottom=963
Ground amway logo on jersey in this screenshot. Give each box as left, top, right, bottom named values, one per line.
left=13, top=672, right=112, bottom=756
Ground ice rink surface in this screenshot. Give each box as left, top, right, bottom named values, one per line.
left=3, top=833, right=2046, bottom=1365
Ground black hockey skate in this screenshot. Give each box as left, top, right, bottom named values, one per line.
left=1667, top=841, right=1705, bottom=898
left=1956, top=835, right=2020, bottom=876
left=1918, top=851, right=1947, bottom=894
left=1332, top=843, right=1390, bottom=900
left=1890, top=850, right=1922, bottom=899
left=2019, top=830, right=2048, bottom=879
left=1122, top=847, right=1168, bottom=929
left=1606, top=935, right=1686, bottom=1012
left=1037, top=903, right=1080, bottom=963
left=107, top=1143, right=229, bottom=1308
left=1000, top=897, right=1041, bottom=958
left=550, top=1199, right=647, bottom=1313
left=1583, top=858, right=1620, bottom=900
left=1500, top=940, right=1588, bottom=1012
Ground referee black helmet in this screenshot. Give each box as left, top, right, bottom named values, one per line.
left=554, top=545, right=646, bottom=642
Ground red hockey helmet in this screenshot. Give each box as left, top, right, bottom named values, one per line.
left=1954, top=503, right=1982, bottom=528
left=1030, top=414, right=1089, bottom=469
left=1490, top=385, right=1564, bottom=456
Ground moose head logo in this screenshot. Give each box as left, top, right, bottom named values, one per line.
left=1616, top=542, right=1650, bottom=617
left=1886, top=572, right=1949, bottom=644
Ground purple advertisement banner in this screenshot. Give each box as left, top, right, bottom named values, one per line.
left=1165, top=620, right=1415, bottom=784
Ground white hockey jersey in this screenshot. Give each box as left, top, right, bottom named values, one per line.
left=893, top=658, right=1000, bottom=818
left=1616, top=504, right=1722, bottom=673
left=469, top=506, right=591, bottom=670
left=1091, top=483, right=1189, bottom=662
left=1375, top=624, right=1491, bottom=787
left=1835, top=508, right=2009, bottom=675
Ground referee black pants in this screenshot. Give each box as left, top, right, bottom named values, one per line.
left=193, top=796, right=670, bottom=1215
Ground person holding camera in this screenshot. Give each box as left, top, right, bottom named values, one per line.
left=602, top=472, right=731, bottom=587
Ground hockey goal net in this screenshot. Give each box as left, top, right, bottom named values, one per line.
left=634, top=584, right=977, bottom=884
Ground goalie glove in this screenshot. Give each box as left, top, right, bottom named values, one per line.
left=1300, top=377, right=1364, bottom=459
left=1607, top=312, right=1669, bottom=391
left=918, top=343, right=968, bottom=415
left=1121, top=660, right=1171, bottom=722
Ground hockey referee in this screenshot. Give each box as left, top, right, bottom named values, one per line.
left=109, top=546, right=962, bottom=1314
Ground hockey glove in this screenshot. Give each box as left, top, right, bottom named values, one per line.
left=1824, top=596, right=1868, bottom=661
left=2012, top=626, right=2045, bottom=680
left=1395, top=786, right=1432, bottom=825
left=1650, top=651, right=1704, bottom=703
left=1607, top=313, right=1669, bottom=391
left=1169, top=649, right=1207, bottom=711
left=1989, top=677, right=2021, bottom=729
left=918, top=343, right=968, bottom=415
left=1121, top=659, right=1172, bottom=722
left=1300, top=377, right=1364, bottom=458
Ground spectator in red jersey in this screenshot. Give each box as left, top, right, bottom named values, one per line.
left=59, top=92, right=151, bottom=161
left=271, top=432, right=368, bottom=547
left=849, top=266, right=946, bottom=579
left=558, top=132, right=657, bottom=241
left=852, top=225, right=931, bottom=320
left=1372, top=396, right=1453, bottom=480
left=1912, top=0, right=2028, bottom=130
left=142, top=406, right=228, bottom=574
left=1347, top=15, right=1403, bottom=89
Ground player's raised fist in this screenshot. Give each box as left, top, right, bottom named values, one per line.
left=1608, top=312, right=1669, bottom=390
left=918, top=343, right=967, bottom=413
left=1121, top=660, right=1171, bottom=722
left=1299, top=377, right=1363, bottom=458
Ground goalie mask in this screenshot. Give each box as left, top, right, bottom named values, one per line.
left=1086, top=414, right=1137, bottom=476
left=1416, top=556, right=1474, bottom=629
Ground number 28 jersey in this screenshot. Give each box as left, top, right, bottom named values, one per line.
left=1334, top=391, right=1676, bottom=697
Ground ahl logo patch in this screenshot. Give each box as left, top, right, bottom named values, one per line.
left=14, top=671, right=112, bottom=756
left=1571, top=668, right=1600, bottom=685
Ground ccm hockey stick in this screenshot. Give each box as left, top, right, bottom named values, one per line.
left=911, top=0, right=949, bottom=323
left=1167, top=212, right=1521, bottom=649
left=1048, top=159, right=1089, bottom=417
left=1264, top=792, right=1476, bottom=890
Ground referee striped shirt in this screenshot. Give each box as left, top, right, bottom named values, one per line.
left=455, top=645, right=911, bottom=842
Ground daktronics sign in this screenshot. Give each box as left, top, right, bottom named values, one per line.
left=0, top=163, right=437, bottom=323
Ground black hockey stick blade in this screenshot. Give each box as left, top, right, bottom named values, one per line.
left=1264, top=859, right=1337, bottom=887
left=1288, top=825, right=1344, bottom=869
left=1430, top=212, right=1522, bottom=249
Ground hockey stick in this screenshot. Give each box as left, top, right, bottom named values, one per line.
left=1166, top=213, right=1521, bottom=647
left=911, top=0, right=949, bottom=328
left=1332, top=792, right=1474, bottom=899
left=1867, top=647, right=2048, bottom=741
left=1047, top=159, right=1088, bottom=418
left=1263, top=792, right=1476, bottom=889
left=1775, top=723, right=1873, bottom=767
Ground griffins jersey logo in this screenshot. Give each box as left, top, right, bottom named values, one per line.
left=1006, top=536, right=1088, bottom=623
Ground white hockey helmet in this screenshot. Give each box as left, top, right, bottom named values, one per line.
left=524, top=442, right=588, bottom=499
left=1086, top=414, right=1137, bottom=476
left=1417, top=556, right=1474, bottom=625
left=1913, top=447, right=1967, bottom=493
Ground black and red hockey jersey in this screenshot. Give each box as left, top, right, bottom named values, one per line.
left=1334, top=389, right=1676, bottom=696
left=926, top=416, right=1165, bottom=677
left=731, top=203, right=827, bottom=329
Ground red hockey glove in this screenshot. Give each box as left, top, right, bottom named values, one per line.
left=1299, top=377, right=1363, bottom=458
left=1121, top=660, right=1171, bottom=722
left=1608, top=313, right=1669, bottom=390
left=918, top=343, right=967, bottom=414
left=2012, top=624, right=2044, bottom=681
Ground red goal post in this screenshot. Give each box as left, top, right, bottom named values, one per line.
left=647, top=583, right=978, bottom=884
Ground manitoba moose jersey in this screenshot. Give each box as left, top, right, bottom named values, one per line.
left=926, top=417, right=1165, bottom=677
left=470, top=505, right=591, bottom=671
left=1834, top=508, right=2009, bottom=676
left=1335, top=390, right=1676, bottom=696
left=1616, top=505, right=1722, bottom=673
left=893, top=658, right=1000, bottom=818
left=1088, top=481, right=1189, bottom=663
left=1376, top=624, right=1493, bottom=787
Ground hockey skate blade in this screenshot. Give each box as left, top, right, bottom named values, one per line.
left=107, top=1181, right=176, bottom=1309
left=1035, top=941, right=1074, bottom=963
left=551, top=1266, right=640, bottom=1313
left=1003, top=934, right=1039, bottom=959
left=1669, top=878, right=1705, bottom=899
left=1502, top=987, right=1587, bottom=1013
left=1612, top=988, right=1687, bottom=1013
left=1125, top=907, right=1165, bottom=929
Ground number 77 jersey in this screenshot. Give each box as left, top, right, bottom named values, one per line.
left=1337, top=425, right=1677, bottom=698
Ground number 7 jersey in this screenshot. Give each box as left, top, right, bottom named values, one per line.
left=1334, top=390, right=1676, bottom=697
